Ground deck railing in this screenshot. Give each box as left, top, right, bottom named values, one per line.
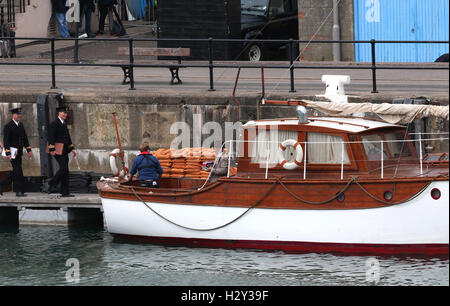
left=216, top=133, right=449, bottom=182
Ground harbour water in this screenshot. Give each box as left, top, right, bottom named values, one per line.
left=0, top=225, right=448, bottom=286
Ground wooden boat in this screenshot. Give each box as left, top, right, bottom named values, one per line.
left=98, top=100, right=449, bottom=256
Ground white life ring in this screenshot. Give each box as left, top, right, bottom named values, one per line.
left=110, top=148, right=128, bottom=177
left=279, top=139, right=303, bottom=170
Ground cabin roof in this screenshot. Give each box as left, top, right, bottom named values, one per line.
left=243, top=117, right=404, bottom=133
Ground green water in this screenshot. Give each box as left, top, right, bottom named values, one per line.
left=0, top=225, right=448, bottom=286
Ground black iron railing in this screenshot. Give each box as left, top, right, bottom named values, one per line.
left=0, top=0, right=31, bottom=28
left=0, top=36, right=448, bottom=92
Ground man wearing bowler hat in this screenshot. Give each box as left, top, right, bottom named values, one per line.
left=43, top=106, right=77, bottom=197
left=0, top=108, right=32, bottom=197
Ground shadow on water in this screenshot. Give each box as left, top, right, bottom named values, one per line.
left=0, top=225, right=19, bottom=234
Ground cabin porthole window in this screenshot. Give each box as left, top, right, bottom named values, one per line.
left=431, top=188, right=441, bottom=200
left=336, top=192, right=345, bottom=203
left=383, top=190, right=393, bottom=202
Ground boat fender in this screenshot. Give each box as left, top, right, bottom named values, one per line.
left=279, top=139, right=303, bottom=170
left=109, top=148, right=128, bottom=177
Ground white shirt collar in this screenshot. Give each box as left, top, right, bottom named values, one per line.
left=59, top=117, right=65, bottom=124
left=12, top=119, right=20, bottom=126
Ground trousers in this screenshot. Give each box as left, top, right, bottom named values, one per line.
left=0, top=157, right=25, bottom=193
left=55, top=12, right=70, bottom=38
left=49, top=154, right=70, bottom=195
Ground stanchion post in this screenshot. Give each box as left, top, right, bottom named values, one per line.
left=208, top=37, right=215, bottom=91
left=370, top=39, right=378, bottom=93
left=289, top=38, right=296, bottom=93
left=50, top=38, right=56, bottom=89
left=73, top=22, right=79, bottom=64
left=128, top=38, right=135, bottom=90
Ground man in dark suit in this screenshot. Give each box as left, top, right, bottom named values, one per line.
left=97, top=0, right=117, bottom=34
left=0, top=108, right=32, bottom=197
left=43, top=106, right=77, bottom=197
left=79, top=0, right=96, bottom=37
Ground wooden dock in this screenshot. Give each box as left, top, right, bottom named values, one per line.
left=0, top=192, right=103, bottom=228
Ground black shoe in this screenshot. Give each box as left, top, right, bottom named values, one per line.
left=42, top=181, right=51, bottom=193
left=87, top=33, right=96, bottom=38
left=16, top=192, right=27, bottom=197
left=60, top=194, right=75, bottom=198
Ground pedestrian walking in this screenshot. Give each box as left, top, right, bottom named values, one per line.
left=43, top=106, right=77, bottom=197
left=51, top=0, right=70, bottom=38
left=79, top=0, right=96, bottom=37
left=0, top=108, right=32, bottom=197
left=97, top=0, right=117, bottom=35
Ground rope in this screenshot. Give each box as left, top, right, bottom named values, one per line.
left=124, top=174, right=436, bottom=232
left=130, top=179, right=278, bottom=232
left=276, top=176, right=357, bottom=205
left=354, top=180, right=432, bottom=206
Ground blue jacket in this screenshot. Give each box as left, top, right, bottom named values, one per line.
left=130, top=152, right=163, bottom=181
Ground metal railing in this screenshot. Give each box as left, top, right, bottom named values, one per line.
left=219, top=134, right=449, bottom=181
left=0, top=0, right=31, bottom=28
left=0, top=36, right=448, bottom=92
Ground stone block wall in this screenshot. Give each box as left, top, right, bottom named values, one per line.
left=298, top=0, right=355, bottom=61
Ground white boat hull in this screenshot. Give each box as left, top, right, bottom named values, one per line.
left=101, top=181, right=449, bottom=255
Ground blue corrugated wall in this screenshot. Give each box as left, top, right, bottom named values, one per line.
left=354, top=0, right=449, bottom=62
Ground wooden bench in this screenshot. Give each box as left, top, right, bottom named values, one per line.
left=117, top=47, right=190, bottom=85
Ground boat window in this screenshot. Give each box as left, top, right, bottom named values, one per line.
left=384, top=132, right=413, bottom=158
left=250, top=129, right=298, bottom=165
left=362, top=134, right=389, bottom=161
left=307, top=133, right=349, bottom=164
left=362, top=132, right=412, bottom=160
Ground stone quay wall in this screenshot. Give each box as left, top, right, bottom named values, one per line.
left=0, top=90, right=447, bottom=177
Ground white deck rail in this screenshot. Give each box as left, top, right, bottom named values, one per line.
left=199, top=134, right=448, bottom=187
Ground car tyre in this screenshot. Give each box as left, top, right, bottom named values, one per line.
left=247, top=43, right=265, bottom=62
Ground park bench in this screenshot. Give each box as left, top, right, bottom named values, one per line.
left=117, top=47, right=190, bottom=85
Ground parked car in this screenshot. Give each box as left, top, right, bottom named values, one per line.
left=241, top=0, right=298, bottom=61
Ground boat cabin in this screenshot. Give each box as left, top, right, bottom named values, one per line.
left=233, top=116, right=428, bottom=180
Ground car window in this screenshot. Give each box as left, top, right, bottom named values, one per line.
left=242, top=0, right=269, bottom=15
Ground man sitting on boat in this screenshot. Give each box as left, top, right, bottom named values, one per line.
left=128, top=142, right=163, bottom=188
